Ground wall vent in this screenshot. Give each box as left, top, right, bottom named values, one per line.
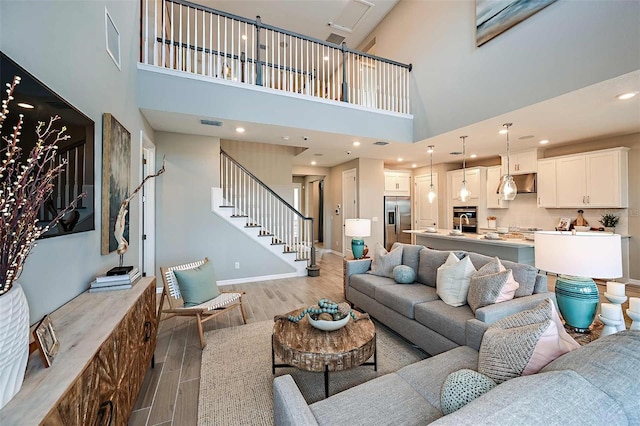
left=326, top=33, right=346, bottom=45
left=200, top=119, right=223, bottom=127
left=373, top=141, right=389, bottom=146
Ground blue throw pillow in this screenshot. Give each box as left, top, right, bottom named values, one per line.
left=173, top=261, right=221, bottom=307
left=393, top=265, right=416, bottom=284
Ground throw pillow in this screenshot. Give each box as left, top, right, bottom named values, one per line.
left=436, top=252, right=477, bottom=307
left=369, top=243, right=403, bottom=278
left=478, top=298, right=580, bottom=383
left=440, top=369, right=496, bottom=415
left=173, top=261, right=221, bottom=307
left=467, top=257, right=519, bottom=312
left=392, top=242, right=424, bottom=276
left=393, top=265, right=416, bottom=284
left=418, top=249, right=466, bottom=287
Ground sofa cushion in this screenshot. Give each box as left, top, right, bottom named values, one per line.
left=393, top=265, right=416, bottom=284
left=440, top=369, right=496, bottom=415
left=397, top=346, right=479, bottom=411
left=310, top=373, right=443, bottom=425
left=414, top=300, right=474, bottom=346
left=392, top=242, right=425, bottom=275
left=375, top=284, right=439, bottom=319
left=349, top=274, right=394, bottom=299
left=467, top=252, right=537, bottom=297
left=369, top=243, right=403, bottom=278
left=542, top=331, right=640, bottom=424
left=467, top=269, right=518, bottom=313
left=418, top=248, right=466, bottom=287
left=436, top=253, right=476, bottom=307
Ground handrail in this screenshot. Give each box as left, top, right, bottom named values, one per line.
left=221, top=150, right=309, bottom=221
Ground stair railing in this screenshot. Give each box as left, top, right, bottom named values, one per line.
left=140, top=0, right=412, bottom=114
left=220, top=150, right=317, bottom=271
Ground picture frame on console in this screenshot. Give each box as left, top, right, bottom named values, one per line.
left=33, top=315, right=59, bottom=368
left=101, top=113, right=131, bottom=255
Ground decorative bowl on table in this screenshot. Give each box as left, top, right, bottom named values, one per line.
left=424, top=226, right=437, bottom=233
left=307, top=313, right=350, bottom=331
left=574, top=226, right=590, bottom=232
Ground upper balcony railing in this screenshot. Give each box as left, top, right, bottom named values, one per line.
left=140, top=0, right=412, bottom=114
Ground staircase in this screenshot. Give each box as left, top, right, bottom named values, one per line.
left=211, top=150, right=318, bottom=277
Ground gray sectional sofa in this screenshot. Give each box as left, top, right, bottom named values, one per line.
left=344, top=243, right=552, bottom=355
left=274, top=331, right=640, bottom=425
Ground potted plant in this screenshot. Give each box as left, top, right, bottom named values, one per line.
left=0, top=76, right=83, bottom=408
left=599, top=212, right=620, bottom=233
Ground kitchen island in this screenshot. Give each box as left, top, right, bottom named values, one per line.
left=406, top=230, right=535, bottom=265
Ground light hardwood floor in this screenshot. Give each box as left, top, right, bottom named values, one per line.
left=129, top=251, right=345, bottom=426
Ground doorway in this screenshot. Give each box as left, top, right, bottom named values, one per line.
left=140, top=131, right=156, bottom=278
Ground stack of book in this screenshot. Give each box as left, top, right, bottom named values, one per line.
left=89, top=267, right=141, bottom=293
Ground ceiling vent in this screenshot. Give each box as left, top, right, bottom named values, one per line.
left=200, top=119, right=223, bottom=127
left=373, top=141, right=389, bottom=146
left=326, top=33, right=346, bottom=45
left=449, top=151, right=462, bottom=155
left=328, top=0, right=374, bottom=33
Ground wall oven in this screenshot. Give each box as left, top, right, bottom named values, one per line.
left=452, top=206, right=477, bottom=233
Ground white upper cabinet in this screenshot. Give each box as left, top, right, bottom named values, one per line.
left=486, top=165, right=508, bottom=209
left=449, top=168, right=481, bottom=201
left=501, top=149, right=539, bottom=175
left=384, top=171, right=411, bottom=195
left=551, top=147, right=629, bottom=208
left=536, top=158, right=557, bottom=208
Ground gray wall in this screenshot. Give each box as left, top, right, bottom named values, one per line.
left=0, top=0, right=153, bottom=323
left=366, top=0, right=640, bottom=141
left=154, top=132, right=294, bottom=280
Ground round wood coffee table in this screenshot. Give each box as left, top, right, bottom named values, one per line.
left=272, top=307, right=376, bottom=398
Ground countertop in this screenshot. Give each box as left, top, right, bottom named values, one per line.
left=405, top=229, right=535, bottom=247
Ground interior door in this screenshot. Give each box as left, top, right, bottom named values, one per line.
left=415, top=174, right=438, bottom=229
left=140, top=132, right=156, bottom=278
left=342, top=168, right=357, bottom=257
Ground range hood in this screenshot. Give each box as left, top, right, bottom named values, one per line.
left=496, top=173, right=537, bottom=194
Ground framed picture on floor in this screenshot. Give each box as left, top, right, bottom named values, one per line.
left=101, top=113, right=131, bottom=254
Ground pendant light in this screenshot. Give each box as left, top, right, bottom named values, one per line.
left=427, top=145, right=437, bottom=203
left=459, top=136, right=471, bottom=202
left=498, top=123, right=518, bottom=200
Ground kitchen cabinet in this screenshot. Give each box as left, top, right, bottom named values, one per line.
left=449, top=168, right=481, bottom=202
left=552, top=147, right=628, bottom=208
left=384, top=171, right=411, bottom=196
left=536, top=158, right=557, bottom=208
left=486, top=166, right=508, bottom=209
left=501, top=149, right=539, bottom=175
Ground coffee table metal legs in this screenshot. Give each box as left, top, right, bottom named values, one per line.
left=324, top=367, right=329, bottom=398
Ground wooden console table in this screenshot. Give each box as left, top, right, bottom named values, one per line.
left=0, top=277, right=157, bottom=425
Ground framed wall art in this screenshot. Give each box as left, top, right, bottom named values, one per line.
left=476, top=0, right=557, bottom=46
left=33, top=315, right=60, bottom=368
left=101, top=113, right=131, bottom=254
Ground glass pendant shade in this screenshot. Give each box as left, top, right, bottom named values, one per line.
left=498, top=174, right=517, bottom=201
left=459, top=181, right=471, bottom=202
left=428, top=185, right=437, bottom=203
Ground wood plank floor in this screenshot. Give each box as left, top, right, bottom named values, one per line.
left=129, top=250, right=345, bottom=426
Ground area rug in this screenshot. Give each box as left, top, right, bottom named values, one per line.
left=198, top=320, right=427, bottom=425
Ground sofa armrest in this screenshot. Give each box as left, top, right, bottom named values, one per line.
left=474, top=292, right=556, bottom=324
left=465, top=319, right=490, bottom=351
left=273, top=375, right=319, bottom=426
left=344, top=258, right=373, bottom=295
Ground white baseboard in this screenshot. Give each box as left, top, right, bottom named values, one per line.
left=217, top=272, right=299, bottom=286
left=329, top=249, right=343, bottom=257
left=627, top=278, right=640, bottom=286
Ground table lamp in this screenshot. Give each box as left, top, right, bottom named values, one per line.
left=345, top=219, right=371, bottom=259
left=535, top=231, right=622, bottom=333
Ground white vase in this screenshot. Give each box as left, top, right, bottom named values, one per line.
left=0, top=282, right=30, bottom=409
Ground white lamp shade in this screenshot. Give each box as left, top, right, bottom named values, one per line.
left=534, top=231, right=622, bottom=279
left=345, top=218, right=371, bottom=237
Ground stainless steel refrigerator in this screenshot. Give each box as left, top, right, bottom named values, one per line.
left=384, top=196, right=412, bottom=251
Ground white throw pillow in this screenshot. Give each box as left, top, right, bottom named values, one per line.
left=436, top=253, right=477, bottom=307
left=369, top=243, right=403, bottom=278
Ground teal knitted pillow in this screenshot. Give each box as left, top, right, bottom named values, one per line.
left=440, top=369, right=496, bottom=415
left=393, top=265, right=416, bottom=284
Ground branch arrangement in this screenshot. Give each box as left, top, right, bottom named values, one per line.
left=0, top=76, right=85, bottom=295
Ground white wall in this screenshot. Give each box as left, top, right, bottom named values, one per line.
left=367, top=0, right=640, bottom=140
left=0, top=0, right=152, bottom=323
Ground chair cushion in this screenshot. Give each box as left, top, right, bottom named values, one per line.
left=436, top=253, right=476, bottom=307
left=418, top=249, right=466, bottom=287
left=466, top=252, right=537, bottom=297
left=392, top=242, right=425, bottom=275
left=414, top=300, right=474, bottom=346
left=369, top=243, right=403, bottom=278
left=441, top=369, right=496, bottom=415
left=349, top=274, right=395, bottom=299
left=375, top=284, right=439, bottom=318
left=173, top=261, right=221, bottom=307
left=393, top=265, right=416, bottom=284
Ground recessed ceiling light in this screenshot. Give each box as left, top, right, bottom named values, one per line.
left=617, top=92, right=638, bottom=100
left=353, top=141, right=360, bottom=146
left=17, top=102, right=34, bottom=109
left=397, top=157, right=403, bottom=162
left=498, top=129, right=508, bottom=135
left=311, top=161, right=317, bottom=165
left=412, top=164, right=417, bottom=168
left=235, top=127, right=245, bottom=133
left=539, top=139, right=549, bottom=145
left=470, top=154, right=477, bottom=158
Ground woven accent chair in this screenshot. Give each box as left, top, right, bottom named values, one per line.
left=157, top=258, right=247, bottom=349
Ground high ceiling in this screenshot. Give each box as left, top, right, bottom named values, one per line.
left=145, top=1, right=640, bottom=169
